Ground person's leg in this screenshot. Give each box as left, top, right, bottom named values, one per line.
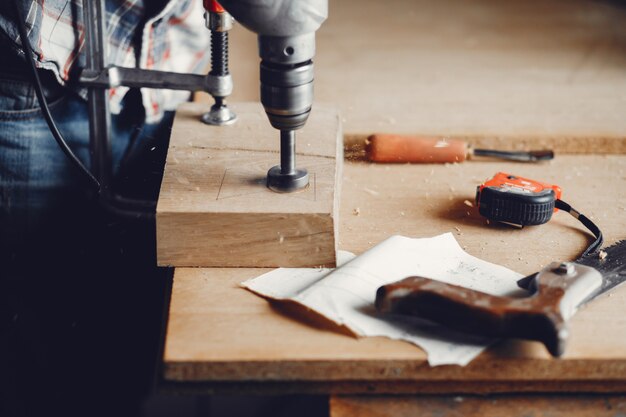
left=0, top=68, right=174, bottom=416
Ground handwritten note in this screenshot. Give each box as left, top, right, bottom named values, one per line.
left=242, top=233, right=523, bottom=366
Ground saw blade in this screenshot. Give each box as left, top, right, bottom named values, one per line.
left=576, top=240, right=626, bottom=303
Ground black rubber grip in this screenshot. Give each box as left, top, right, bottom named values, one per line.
left=477, top=186, right=556, bottom=226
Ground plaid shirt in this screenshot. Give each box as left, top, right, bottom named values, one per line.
left=0, top=0, right=210, bottom=122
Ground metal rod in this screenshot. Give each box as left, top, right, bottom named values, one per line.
left=83, top=0, right=112, bottom=193
left=280, top=130, right=296, bottom=175
left=80, top=67, right=210, bottom=91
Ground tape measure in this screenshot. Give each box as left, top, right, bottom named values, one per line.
left=475, top=172, right=603, bottom=257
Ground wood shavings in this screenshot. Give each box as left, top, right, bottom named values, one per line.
left=599, top=250, right=608, bottom=260
left=353, top=208, right=361, bottom=216
left=363, top=187, right=380, bottom=196
left=454, top=226, right=461, bottom=232
left=464, top=200, right=474, bottom=207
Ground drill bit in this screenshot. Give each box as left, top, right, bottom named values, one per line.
left=267, top=130, right=309, bottom=192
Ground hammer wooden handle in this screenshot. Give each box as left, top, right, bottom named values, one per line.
left=376, top=263, right=602, bottom=357
left=376, top=276, right=567, bottom=356
left=366, top=134, right=468, bottom=163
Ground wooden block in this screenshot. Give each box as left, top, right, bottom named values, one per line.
left=156, top=102, right=342, bottom=268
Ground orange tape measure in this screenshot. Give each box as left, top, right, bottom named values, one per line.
left=476, top=172, right=603, bottom=257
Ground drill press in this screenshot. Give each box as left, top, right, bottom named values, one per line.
left=157, top=1, right=340, bottom=267
left=77, top=0, right=327, bottom=218
left=14, top=0, right=339, bottom=264
left=207, top=0, right=328, bottom=192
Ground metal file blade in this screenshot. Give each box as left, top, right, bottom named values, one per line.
left=576, top=240, right=626, bottom=303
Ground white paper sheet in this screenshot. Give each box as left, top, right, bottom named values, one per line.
left=242, top=233, right=523, bottom=366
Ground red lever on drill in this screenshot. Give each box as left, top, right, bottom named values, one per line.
left=204, top=0, right=225, bottom=13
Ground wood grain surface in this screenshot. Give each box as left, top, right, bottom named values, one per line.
left=330, top=395, right=626, bottom=417
left=198, top=0, right=626, bottom=154
left=163, top=155, right=626, bottom=393
left=156, top=102, right=342, bottom=267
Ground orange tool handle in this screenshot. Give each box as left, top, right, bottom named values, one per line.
left=366, top=134, right=468, bottom=163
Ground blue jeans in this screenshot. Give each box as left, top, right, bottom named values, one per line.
left=0, top=73, right=175, bottom=414
left=0, top=74, right=173, bottom=266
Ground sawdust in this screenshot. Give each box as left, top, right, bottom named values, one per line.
left=464, top=200, right=474, bottom=207
left=353, top=208, right=361, bottom=216
left=363, top=187, right=380, bottom=196
left=599, top=250, right=608, bottom=260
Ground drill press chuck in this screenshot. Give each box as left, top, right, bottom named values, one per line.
left=260, top=60, right=314, bottom=130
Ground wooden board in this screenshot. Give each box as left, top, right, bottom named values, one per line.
left=162, top=155, right=626, bottom=394
left=198, top=0, right=626, bottom=153
left=330, top=395, right=626, bottom=417
left=156, top=102, right=342, bottom=268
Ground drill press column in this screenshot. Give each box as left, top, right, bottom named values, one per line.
left=202, top=0, right=237, bottom=126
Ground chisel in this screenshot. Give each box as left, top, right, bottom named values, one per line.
left=366, top=134, right=553, bottom=163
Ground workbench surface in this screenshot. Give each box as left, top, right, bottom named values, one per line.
left=209, top=0, right=626, bottom=153
left=162, top=155, right=626, bottom=394
left=167, top=0, right=626, bottom=395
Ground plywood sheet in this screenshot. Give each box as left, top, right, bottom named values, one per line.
left=163, top=155, right=626, bottom=393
